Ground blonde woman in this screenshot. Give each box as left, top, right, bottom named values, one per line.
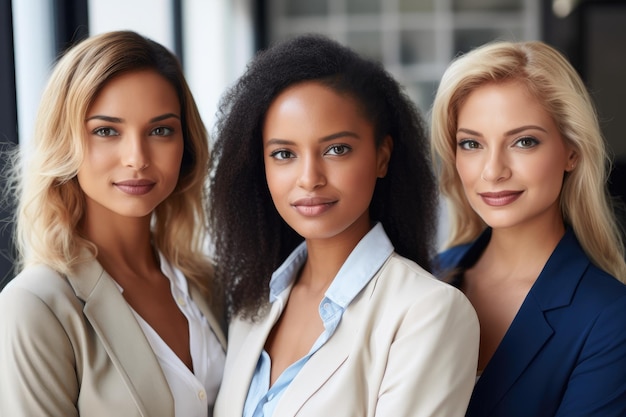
left=0, top=31, right=225, bottom=417
left=431, top=40, right=626, bottom=417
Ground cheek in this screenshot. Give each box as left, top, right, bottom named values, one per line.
left=351, top=150, right=380, bottom=181
left=345, top=165, right=371, bottom=185
left=159, top=142, right=185, bottom=174
left=455, top=156, right=477, bottom=187
left=534, top=159, right=566, bottom=197
left=341, top=163, right=378, bottom=203
left=80, top=145, right=110, bottom=174
left=172, top=146, right=185, bottom=172
left=264, top=164, right=287, bottom=202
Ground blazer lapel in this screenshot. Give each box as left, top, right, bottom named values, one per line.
left=68, top=259, right=173, bottom=417
left=274, top=287, right=370, bottom=416
left=469, top=229, right=587, bottom=416
left=225, top=301, right=284, bottom=413
left=470, top=297, right=553, bottom=416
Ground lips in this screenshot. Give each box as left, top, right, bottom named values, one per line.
left=114, top=179, right=156, bottom=195
left=478, top=190, right=523, bottom=207
left=291, top=197, right=337, bottom=216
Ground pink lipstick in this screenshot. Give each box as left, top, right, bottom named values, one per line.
left=114, top=179, right=156, bottom=195
left=291, top=197, right=337, bottom=216
left=479, top=191, right=522, bottom=207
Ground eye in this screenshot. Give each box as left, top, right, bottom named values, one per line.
left=514, top=136, right=539, bottom=149
left=151, top=126, right=174, bottom=136
left=457, top=139, right=481, bottom=150
left=325, top=144, right=351, bottom=156
left=92, top=127, right=119, bottom=137
left=269, top=149, right=295, bottom=160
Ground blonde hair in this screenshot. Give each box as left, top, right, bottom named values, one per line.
left=12, top=30, right=214, bottom=295
left=431, top=40, right=626, bottom=282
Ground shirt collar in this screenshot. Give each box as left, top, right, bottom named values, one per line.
left=157, top=250, right=190, bottom=296
left=268, top=222, right=394, bottom=307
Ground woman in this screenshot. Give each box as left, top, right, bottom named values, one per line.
left=209, top=34, right=479, bottom=417
left=431, top=40, right=626, bottom=417
left=0, top=31, right=225, bottom=417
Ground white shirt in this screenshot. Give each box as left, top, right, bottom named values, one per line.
left=127, top=253, right=225, bottom=417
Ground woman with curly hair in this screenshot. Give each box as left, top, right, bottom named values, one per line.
left=431, top=40, right=626, bottom=416
left=0, top=31, right=225, bottom=416
left=209, top=34, right=479, bottom=417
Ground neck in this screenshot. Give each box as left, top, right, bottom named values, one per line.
left=300, top=226, right=370, bottom=291
left=80, top=212, right=159, bottom=281
left=484, top=215, right=566, bottom=277
left=299, top=241, right=350, bottom=292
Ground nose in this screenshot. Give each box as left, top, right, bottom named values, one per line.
left=481, top=148, right=511, bottom=182
left=122, top=133, right=149, bottom=171
left=296, top=154, right=326, bottom=191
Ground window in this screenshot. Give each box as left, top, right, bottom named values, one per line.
left=266, top=0, right=540, bottom=112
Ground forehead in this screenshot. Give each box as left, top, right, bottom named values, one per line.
left=265, top=81, right=366, bottom=123
left=88, top=69, right=180, bottom=115
left=271, top=81, right=357, bottom=106
left=263, top=81, right=373, bottom=136
left=457, top=81, right=556, bottom=131
left=266, top=81, right=365, bottom=120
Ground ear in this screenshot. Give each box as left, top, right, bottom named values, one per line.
left=565, top=148, right=579, bottom=172
left=376, top=135, right=393, bottom=178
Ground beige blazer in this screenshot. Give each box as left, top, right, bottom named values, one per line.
left=214, top=253, right=479, bottom=417
left=0, top=259, right=226, bottom=417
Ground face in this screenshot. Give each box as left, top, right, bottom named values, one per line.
left=78, top=69, right=184, bottom=221
left=454, top=81, right=577, bottom=231
left=262, top=81, right=391, bottom=243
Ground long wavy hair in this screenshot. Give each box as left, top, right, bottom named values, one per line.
left=209, top=34, right=438, bottom=319
left=11, top=30, right=214, bottom=296
left=430, top=40, right=626, bottom=282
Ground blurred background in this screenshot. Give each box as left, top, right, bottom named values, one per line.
left=1, top=0, right=625, bottom=286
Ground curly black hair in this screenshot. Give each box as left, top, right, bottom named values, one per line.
left=209, top=34, right=438, bottom=319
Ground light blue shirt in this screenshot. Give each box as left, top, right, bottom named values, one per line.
left=242, top=222, right=394, bottom=417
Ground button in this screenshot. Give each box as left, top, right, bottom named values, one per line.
left=198, top=390, right=206, bottom=400
left=177, top=296, right=186, bottom=307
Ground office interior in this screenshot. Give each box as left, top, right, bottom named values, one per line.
left=1, top=0, right=625, bottom=287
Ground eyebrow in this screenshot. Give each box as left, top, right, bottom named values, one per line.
left=457, top=125, right=548, bottom=137
left=265, top=130, right=360, bottom=147
left=85, top=113, right=181, bottom=123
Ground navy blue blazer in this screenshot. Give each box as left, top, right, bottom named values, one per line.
left=436, top=228, right=626, bottom=417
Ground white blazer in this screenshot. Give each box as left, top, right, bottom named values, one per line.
left=214, top=253, right=479, bottom=417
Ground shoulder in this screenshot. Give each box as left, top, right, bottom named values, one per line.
left=0, top=266, right=86, bottom=372
left=357, top=253, right=479, bottom=353
left=372, top=253, right=477, bottom=318
left=575, top=263, right=626, bottom=316
left=380, top=252, right=461, bottom=292
left=566, top=266, right=626, bottom=374
left=1, top=264, right=76, bottom=303
left=543, top=231, right=626, bottom=314
left=536, top=255, right=626, bottom=350
left=0, top=265, right=82, bottom=326
left=582, top=261, right=626, bottom=290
